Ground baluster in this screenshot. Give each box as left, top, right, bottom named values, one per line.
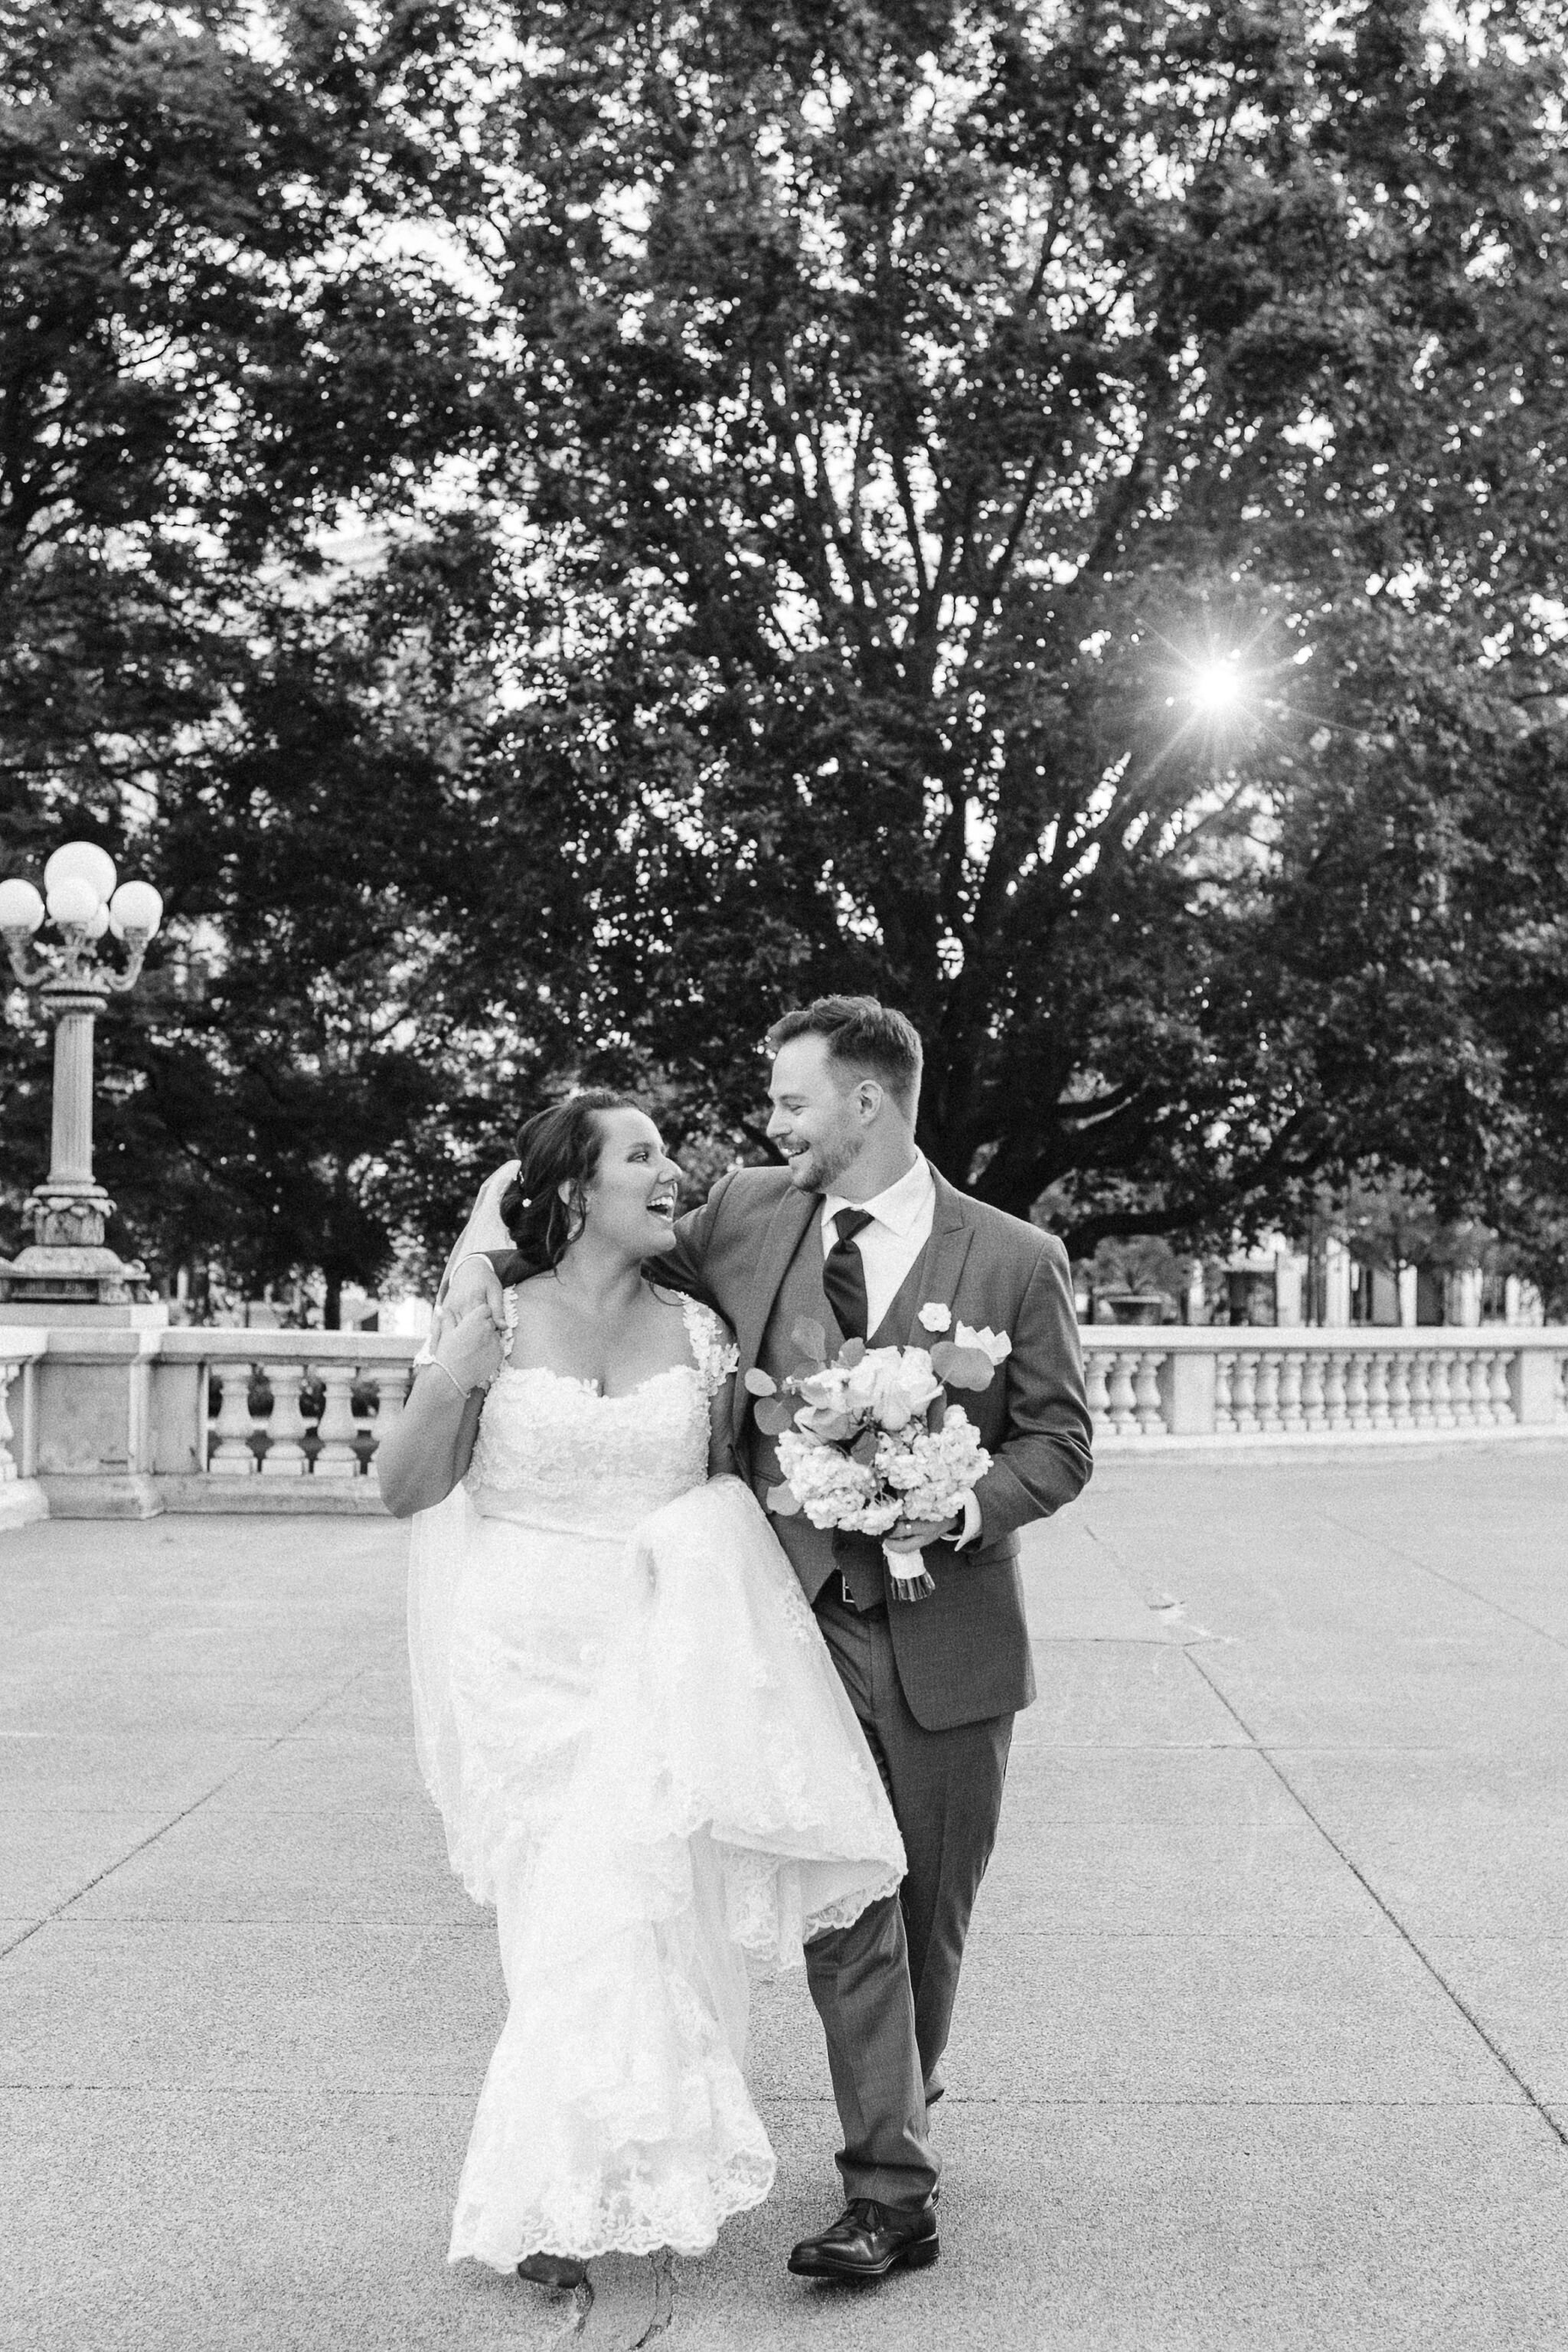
left=1106, top=1351, right=1138, bottom=1435
left=1323, top=1349, right=1348, bottom=1429
left=1254, top=1350, right=1282, bottom=1433
left=1298, top=1351, right=1326, bottom=1432
left=1344, top=1351, right=1370, bottom=1430
left=313, top=1362, right=362, bottom=1478
left=1084, top=1351, right=1112, bottom=1436
left=1366, top=1350, right=1391, bottom=1429
left=260, top=1357, right=312, bottom=1476
left=1214, top=1351, right=1236, bottom=1434
left=1477, top=1347, right=1504, bottom=1427
left=0, top=1361, right=20, bottom=1481
left=1429, top=1350, right=1455, bottom=1428
left=1407, top=1350, right=1433, bottom=1429
left=1386, top=1350, right=1412, bottom=1431
left=1454, top=1346, right=1478, bottom=1428
left=1478, top=1348, right=1504, bottom=1428
left=1132, top=1351, right=1166, bottom=1436
left=1490, top=1349, right=1516, bottom=1426
left=1278, top=1350, right=1305, bottom=1432
left=1231, top=1350, right=1259, bottom=1434
left=208, top=1360, right=259, bottom=1475
left=366, top=1364, right=412, bottom=1462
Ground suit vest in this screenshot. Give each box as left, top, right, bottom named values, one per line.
left=748, top=1215, right=937, bottom=1607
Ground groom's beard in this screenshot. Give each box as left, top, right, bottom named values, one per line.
left=785, top=1133, right=861, bottom=1194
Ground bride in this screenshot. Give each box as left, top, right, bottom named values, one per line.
left=376, top=1090, right=905, bottom=2285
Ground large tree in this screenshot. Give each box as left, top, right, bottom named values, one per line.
left=415, top=0, right=1568, bottom=1253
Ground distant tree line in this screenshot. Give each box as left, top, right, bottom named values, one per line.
left=3, top=0, right=1566, bottom=1316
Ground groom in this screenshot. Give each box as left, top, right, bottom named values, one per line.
left=443, top=995, right=1092, bottom=2279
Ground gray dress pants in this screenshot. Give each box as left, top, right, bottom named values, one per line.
left=803, top=1588, right=1014, bottom=2208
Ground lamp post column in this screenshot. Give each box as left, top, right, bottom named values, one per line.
left=0, top=845, right=171, bottom=1519
left=18, top=979, right=126, bottom=1279
left=0, top=848, right=164, bottom=1312
left=31, top=982, right=113, bottom=1234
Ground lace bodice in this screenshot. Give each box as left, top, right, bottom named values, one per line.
left=465, top=1289, right=738, bottom=1538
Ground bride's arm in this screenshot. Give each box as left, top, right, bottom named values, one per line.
left=377, top=1306, right=501, bottom=1517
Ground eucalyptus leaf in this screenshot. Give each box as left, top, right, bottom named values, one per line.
left=808, top=1410, right=855, bottom=1443
left=754, top=1397, right=798, bottom=1436
left=766, top=1482, right=801, bottom=1517
left=790, top=1318, right=828, bottom=1366
left=743, top=1367, right=777, bottom=1396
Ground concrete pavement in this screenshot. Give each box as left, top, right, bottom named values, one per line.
left=4, top=1446, right=1568, bottom=2349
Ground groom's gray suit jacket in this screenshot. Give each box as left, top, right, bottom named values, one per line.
left=671, top=1167, right=1093, bottom=1733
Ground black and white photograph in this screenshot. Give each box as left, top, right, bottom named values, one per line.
left=3, top=2, right=1567, bottom=2346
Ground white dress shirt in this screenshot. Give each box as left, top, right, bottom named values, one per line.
left=820, top=1152, right=936, bottom=1335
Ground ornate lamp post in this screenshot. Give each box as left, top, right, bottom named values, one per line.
left=0, top=841, right=163, bottom=1306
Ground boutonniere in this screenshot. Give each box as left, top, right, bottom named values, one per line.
left=916, top=1302, right=951, bottom=1334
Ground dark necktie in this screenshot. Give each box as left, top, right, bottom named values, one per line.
left=822, top=1207, right=874, bottom=1342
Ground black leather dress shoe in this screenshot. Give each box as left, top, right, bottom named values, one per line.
left=516, top=2252, right=586, bottom=2290
left=787, top=2197, right=939, bottom=2280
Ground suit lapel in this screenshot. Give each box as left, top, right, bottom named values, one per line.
left=915, top=1171, right=975, bottom=1332
left=733, top=1185, right=819, bottom=1442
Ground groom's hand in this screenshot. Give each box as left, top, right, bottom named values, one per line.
left=434, top=1254, right=505, bottom=1348
left=884, top=1514, right=962, bottom=1552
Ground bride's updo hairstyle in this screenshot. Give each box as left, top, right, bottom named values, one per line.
left=495, top=1090, right=639, bottom=1284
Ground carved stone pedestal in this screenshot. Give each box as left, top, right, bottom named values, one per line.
left=0, top=1178, right=158, bottom=1322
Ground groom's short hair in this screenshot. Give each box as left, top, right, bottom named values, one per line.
left=766, top=995, right=923, bottom=1116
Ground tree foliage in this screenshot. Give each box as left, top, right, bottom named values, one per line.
left=0, top=0, right=495, bottom=1308
left=412, top=0, right=1568, bottom=1256
left=4, top=0, right=1568, bottom=1305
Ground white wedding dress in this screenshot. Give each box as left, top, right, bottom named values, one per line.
left=407, top=1291, right=904, bottom=2269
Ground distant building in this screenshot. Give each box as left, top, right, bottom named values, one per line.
left=1220, top=1234, right=1542, bottom=1330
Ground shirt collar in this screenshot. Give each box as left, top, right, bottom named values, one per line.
left=822, top=1153, right=934, bottom=1239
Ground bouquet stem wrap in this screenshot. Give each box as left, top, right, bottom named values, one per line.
left=883, top=1544, right=937, bottom=1605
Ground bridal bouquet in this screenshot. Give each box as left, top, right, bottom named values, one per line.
left=750, top=1308, right=1011, bottom=1603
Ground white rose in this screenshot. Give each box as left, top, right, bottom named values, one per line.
left=841, top=1354, right=891, bottom=1416
left=917, top=1302, right=952, bottom=1333
left=864, top=1348, right=943, bottom=1431
left=953, top=1321, right=1012, bottom=1367
left=797, top=1365, right=851, bottom=1412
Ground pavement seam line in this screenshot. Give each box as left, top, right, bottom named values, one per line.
left=1314, top=1503, right=1568, bottom=1654
left=1181, top=1645, right=1568, bottom=2154
left=0, top=1671, right=371, bottom=1967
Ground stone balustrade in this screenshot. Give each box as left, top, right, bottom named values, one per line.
left=1082, top=1328, right=1568, bottom=1446
left=0, top=1323, right=1564, bottom=1522
left=0, top=1325, right=422, bottom=1517
left=0, top=1331, right=49, bottom=1528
